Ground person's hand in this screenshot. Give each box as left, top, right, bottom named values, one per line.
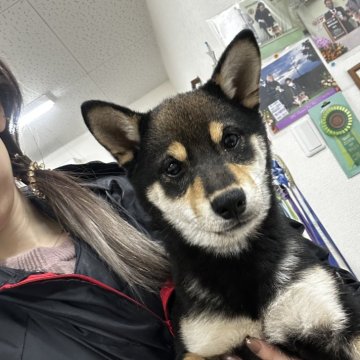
left=0, top=104, right=6, bottom=132
left=221, top=337, right=300, bottom=360
left=245, top=338, right=300, bottom=360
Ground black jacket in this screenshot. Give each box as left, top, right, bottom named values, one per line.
left=0, top=162, right=175, bottom=360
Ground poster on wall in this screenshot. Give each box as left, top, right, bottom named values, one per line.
left=308, top=92, right=360, bottom=178
left=298, top=0, right=360, bottom=62
left=207, top=0, right=295, bottom=47
left=259, top=38, right=339, bottom=133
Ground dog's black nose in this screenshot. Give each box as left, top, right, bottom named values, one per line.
left=211, top=189, right=246, bottom=220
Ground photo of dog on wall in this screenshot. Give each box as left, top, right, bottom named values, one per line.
left=81, top=30, right=360, bottom=360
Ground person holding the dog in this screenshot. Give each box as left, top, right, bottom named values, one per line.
left=0, top=59, right=175, bottom=359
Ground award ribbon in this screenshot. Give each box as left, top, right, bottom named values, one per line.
left=321, top=105, right=360, bottom=166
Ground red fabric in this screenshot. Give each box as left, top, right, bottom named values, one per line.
left=160, top=280, right=175, bottom=337
left=1, top=272, right=176, bottom=335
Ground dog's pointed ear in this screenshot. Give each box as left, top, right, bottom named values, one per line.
left=211, top=30, right=261, bottom=109
left=81, top=100, right=143, bottom=165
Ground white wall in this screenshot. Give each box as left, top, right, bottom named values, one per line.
left=40, top=132, right=114, bottom=168
left=147, top=0, right=360, bottom=276
left=146, top=0, right=236, bottom=92
left=42, top=80, right=176, bottom=168
left=129, top=81, right=177, bottom=111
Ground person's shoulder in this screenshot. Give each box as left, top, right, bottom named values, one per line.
left=56, top=161, right=126, bottom=180
left=57, top=160, right=153, bottom=234
left=55, top=161, right=128, bottom=207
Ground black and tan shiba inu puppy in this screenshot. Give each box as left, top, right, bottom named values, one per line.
left=81, top=30, right=360, bottom=360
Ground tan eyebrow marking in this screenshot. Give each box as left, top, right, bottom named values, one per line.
left=167, top=141, right=187, bottom=161
left=209, top=121, right=224, bottom=144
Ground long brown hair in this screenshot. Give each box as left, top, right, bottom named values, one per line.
left=0, top=60, right=170, bottom=292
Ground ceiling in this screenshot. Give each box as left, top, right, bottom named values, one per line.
left=0, top=0, right=168, bottom=160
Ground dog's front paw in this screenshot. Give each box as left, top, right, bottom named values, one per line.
left=182, top=354, right=222, bottom=360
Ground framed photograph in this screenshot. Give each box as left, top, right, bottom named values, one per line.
left=259, top=38, right=340, bottom=133
left=207, top=0, right=296, bottom=47
left=239, top=0, right=296, bottom=44
left=297, top=0, right=360, bottom=62
left=348, top=63, right=360, bottom=89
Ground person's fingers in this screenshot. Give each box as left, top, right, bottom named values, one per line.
left=245, top=337, right=297, bottom=360
left=221, top=356, right=242, bottom=360
left=0, top=105, right=6, bottom=132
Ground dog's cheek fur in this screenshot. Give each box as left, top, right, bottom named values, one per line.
left=146, top=181, right=197, bottom=227
left=226, top=135, right=271, bottom=221
left=146, top=176, right=224, bottom=232
left=146, top=174, right=217, bottom=231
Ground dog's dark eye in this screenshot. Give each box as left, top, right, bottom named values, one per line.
left=166, top=160, right=182, bottom=177
left=223, top=133, right=239, bottom=149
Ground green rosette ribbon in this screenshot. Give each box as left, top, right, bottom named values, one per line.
left=321, top=105, right=360, bottom=166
